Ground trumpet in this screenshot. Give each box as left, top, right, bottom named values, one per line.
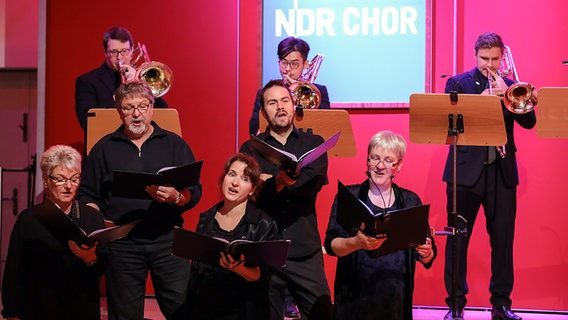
left=123, top=42, right=174, bottom=98
left=496, top=45, right=537, bottom=114
left=287, top=54, right=324, bottom=110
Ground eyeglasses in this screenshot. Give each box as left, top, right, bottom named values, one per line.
left=368, top=156, right=400, bottom=169
left=107, top=48, right=131, bottom=57
left=120, top=103, right=151, bottom=115
left=49, top=175, right=80, bottom=186
left=278, top=59, right=302, bottom=69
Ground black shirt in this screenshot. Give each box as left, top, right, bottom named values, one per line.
left=240, top=126, right=328, bottom=257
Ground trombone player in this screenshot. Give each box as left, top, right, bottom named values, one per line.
left=248, top=36, right=331, bottom=135
left=441, top=32, right=536, bottom=320
left=75, top=26, right=168, bottom=131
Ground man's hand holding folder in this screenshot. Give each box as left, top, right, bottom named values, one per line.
left=111, top=160, right=203, bottom=200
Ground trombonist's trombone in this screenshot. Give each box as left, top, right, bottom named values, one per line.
left=487, top=44, right=537, bottom=158
left=487, top=66, right=507, bottom=158
left=495, top=45, right=537, bottom=114
left=287, top=54, right=325, bottom=111
left=119, top=42, right=174, bottom=98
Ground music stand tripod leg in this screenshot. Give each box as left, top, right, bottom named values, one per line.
left=434, top=123, right=467, bottom=320
left=449, top=127, right=467, bottom=320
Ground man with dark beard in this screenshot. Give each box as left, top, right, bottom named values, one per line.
left=240, top=80, right=332, bottom=320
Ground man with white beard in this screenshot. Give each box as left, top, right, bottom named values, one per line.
left=78, top=79, right=202, bottom=320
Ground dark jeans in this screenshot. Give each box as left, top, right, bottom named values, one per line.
left=444, top=163, right=517, bottom=310
left=269, top=249, right=332, bottom=320
left=105, top=238, right=190, bottom=320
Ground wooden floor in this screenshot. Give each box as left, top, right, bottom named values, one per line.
left=101, top=297, right=568, bottom=320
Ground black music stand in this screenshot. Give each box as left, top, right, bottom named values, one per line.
left=535, top=87, right=568, bottom=138
left=409, top=93, right=506, bottom=320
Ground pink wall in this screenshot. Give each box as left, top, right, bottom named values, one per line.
left=1, top=0, right=37, bottom=67
left=45, top=0, right=568, bottom=310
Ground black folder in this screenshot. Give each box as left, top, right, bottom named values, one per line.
left=111, top=160, right=203, bottom=199
left=247, top=132, right=340, bottom=176
left=36, top=201, right=140, bottom=248
left=336, top=180, right=430, bottom=258
left=172, top=228, right=290, bottom=267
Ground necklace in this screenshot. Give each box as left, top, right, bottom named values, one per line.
left=369, top=181, right=393, bottom=213
left=377, top=187, right=392, bottom=210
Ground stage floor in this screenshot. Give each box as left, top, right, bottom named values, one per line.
left=411, top=307, right=568, bottom=320
left=100, top=297, right=568, bottom=320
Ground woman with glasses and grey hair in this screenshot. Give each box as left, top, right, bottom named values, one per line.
left=1, top=145, right=105, bottom=320
left=324, top=130, right=436, bottom=320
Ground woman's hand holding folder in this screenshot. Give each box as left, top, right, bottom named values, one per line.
left=68, top=240, right=98, bottom=266
left=356, top=222, right=387, bottom=251
left=220, top=252, right=260, bottom=282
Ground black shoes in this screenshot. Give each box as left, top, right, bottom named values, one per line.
left=491, top=306, right=522, bottom=320
left=284, top=300, right=301, bottom=319
left=442, top=305, right=521, bottom=320
left=443, top=308, right=464, bottom=320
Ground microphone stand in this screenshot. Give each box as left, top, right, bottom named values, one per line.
left=0, top=154, right=36, bottom=290
left=1, top=154, right=37, bottom=211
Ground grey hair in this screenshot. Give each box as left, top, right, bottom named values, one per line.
left=114, top=79, right=155, bottom=108
left=367, top=130, right=407, bottom=160
left=39, top=145, right=82, bottom=178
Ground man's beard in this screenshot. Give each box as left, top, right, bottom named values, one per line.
left=269, top=119, right=292, bottom=134
left=128, top=122, right=147, bottom=136
left=268, top=112, right=293, bottom=132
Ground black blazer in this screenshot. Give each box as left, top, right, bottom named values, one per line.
left=75, top=62, right=168, bottom=131
left=442, top=67, right=536, bottom=188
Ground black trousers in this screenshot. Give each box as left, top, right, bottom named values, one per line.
left=105, top=239, right=190, bottom=320
left=269, top=249, right=332, bottom=320
left=444, top=162, right=517, bottom=309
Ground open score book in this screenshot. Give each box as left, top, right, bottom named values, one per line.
left=247, top=132, right=340, bottom=176
left=172, top=227, right=290, bottom=267
left=335, top=180, right=430, bottom=258
left=36, top=201, right=140, bottom=248
left=111, top=160, right=203, bottom=199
